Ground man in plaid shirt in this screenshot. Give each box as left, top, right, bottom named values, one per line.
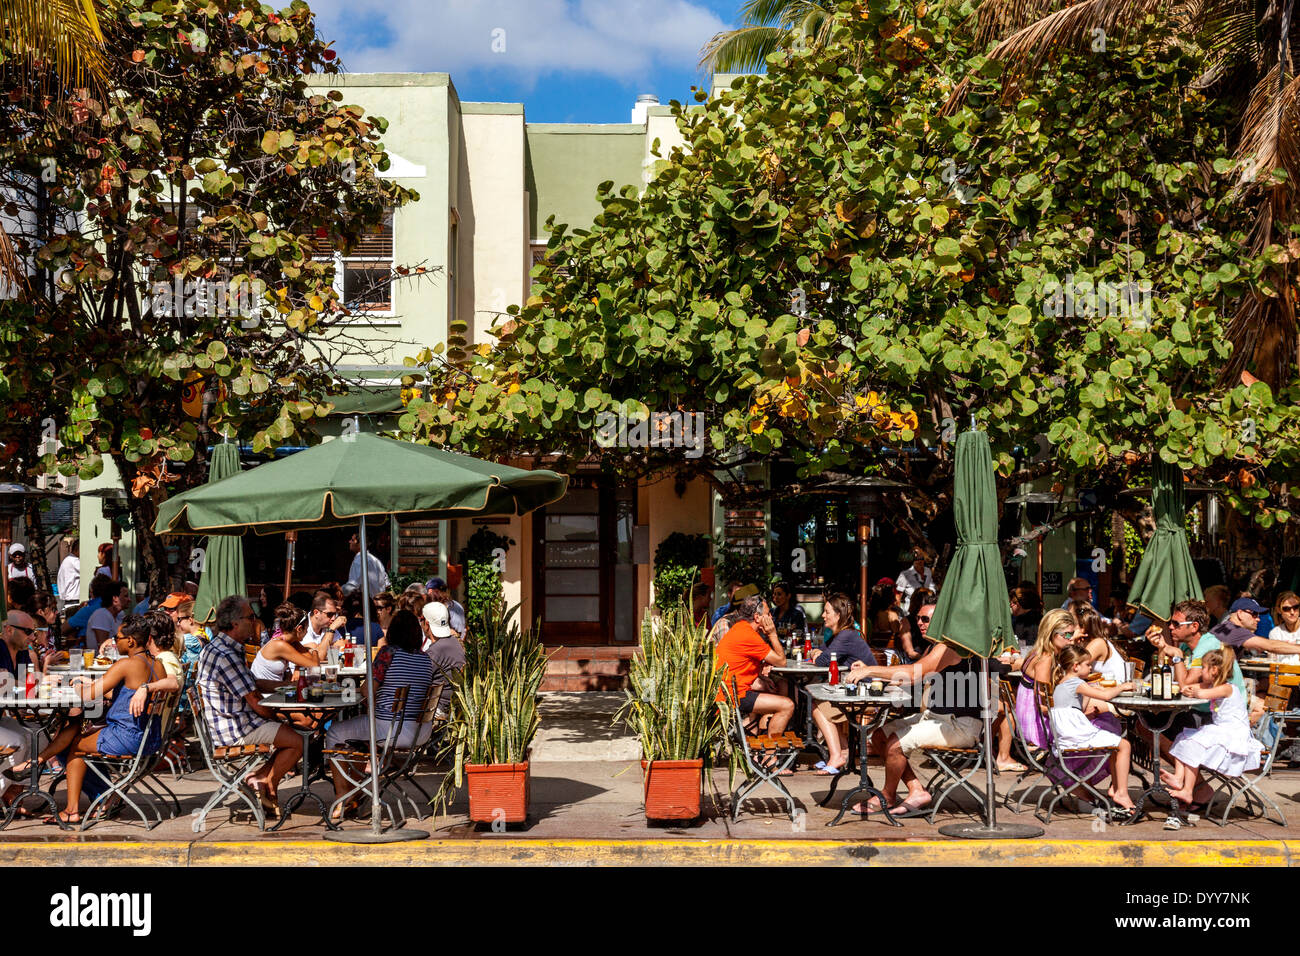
left=197, top=596, right=302, bottom=812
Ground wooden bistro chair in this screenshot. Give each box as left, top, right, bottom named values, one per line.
left=377, top=685, right=443, bottom=821
left=727, top=680, right=803, bottom=822
left=1200, top=708, right=1286, bottom=827
left=324, top=685, right=412, bottom=830
left=187, top=686, right=269, bottom=832
left=56, top=690, right=182, bottom=831
left=1030, top=680, right=1120, bottom=824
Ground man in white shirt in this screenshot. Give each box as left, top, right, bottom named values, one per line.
left=342, top=532, right=389, bottom=598
left=6, top=544, right=35, bottom=586
left=896, top=549, right=934, bottom=616
left=56, top=540, right=80, bottom=611
left=302, top=592, right=345, bottom=661
left=86, top=582, right=124, bottom=650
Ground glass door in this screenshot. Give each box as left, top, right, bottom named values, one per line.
left=534, top=482, right=607, bottom=643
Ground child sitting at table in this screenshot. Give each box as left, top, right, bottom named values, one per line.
left=1162, top=647, right=1260, bottom=805
left=1051, top=645, right=1139, bottom=816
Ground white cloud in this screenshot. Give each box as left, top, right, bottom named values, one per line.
left=307, top=0, right=726, bottom=82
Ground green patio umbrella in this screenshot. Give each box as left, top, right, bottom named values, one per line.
left=930, top=428, right=1041, bottom=839
left=1126, top=460, right=1201, bottom=623
left=155, top=433, right=566, bottom=534
left=154, top=432, right=568, bottom=843
left=192, top=443, right=247, bottom=627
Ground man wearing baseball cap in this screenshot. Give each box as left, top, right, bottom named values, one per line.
left=1210, top=596, right=1300, bottom=658
left=426, top=578, right=465, bottom=641
left=6, top=544, right=34, bottom=585
left=420, top=602, right=464, bottom=718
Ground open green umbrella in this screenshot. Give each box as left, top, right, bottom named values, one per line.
left=930, top=429, right=1041, bottom=839
left=1127, top=460, right=1200, bottom=623
left=192, top=443, right=247, bottom=627
left=156, top=433, right=565, bottom=533
left=154, top=432, right=568, bottom=843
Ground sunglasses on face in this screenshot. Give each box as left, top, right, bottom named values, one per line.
left=7, top=623, right=33, bottom=635
left=1283, top=605, right=1300, bottom=613
left=917, top=615, right=931, bottom=623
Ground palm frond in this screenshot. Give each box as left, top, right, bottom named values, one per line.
left=942, top=0, right=1168, bottom=113
left=699, top=0, right=838, bottom=73
left=0, top=0, right=116, bottom=92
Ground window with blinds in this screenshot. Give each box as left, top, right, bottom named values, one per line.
left=312, top=209, right=395, bottom=313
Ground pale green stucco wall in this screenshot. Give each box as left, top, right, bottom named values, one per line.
left=525, top=125, right=646, bottom=239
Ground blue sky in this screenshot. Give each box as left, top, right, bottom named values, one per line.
left=306, top=0, right=744, bottom=123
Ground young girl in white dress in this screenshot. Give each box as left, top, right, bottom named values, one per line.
left=1051, top=645, right=1139, bottom=814
left=1163, top=647, right=1261, bottom=804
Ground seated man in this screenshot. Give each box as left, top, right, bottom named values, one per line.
left=1211, top=597, right=1300, bottom=659
left=847, top=639, right=986, bottom=816
left=0, top=612, right=48, bottom=808
left=196, top=596, right=302, bottom=816
left=715, top=595, right=794, bottom=756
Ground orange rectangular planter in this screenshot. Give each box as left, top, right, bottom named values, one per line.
left=642, top=758, right=703, bottom=821
left=465, top=758, right=530, bottom=824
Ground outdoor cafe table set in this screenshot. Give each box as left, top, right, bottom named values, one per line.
left=0, top=679, right=99, bottom=830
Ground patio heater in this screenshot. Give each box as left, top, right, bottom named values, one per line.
left=818, top=475, right=909, bottom=628
left=1005, top=491, right=1060, bottom=592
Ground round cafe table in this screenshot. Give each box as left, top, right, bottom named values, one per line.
left=769, top=664, right=829, bottom=761
left=804, top=682, right=913, bottom=827
left=1111, top=693, right=1205, bottom=826
left=0, top=688, right=98, bottom=830
left=259, top=688, right=355, bottom=830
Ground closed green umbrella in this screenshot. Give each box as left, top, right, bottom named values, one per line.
left=154, top=432, right=568, bottom=843
left=192, top=443, right=247, bottom=627
left=1127, top=460, right=1200, bottom=623
left=926, top=431, right=1015, bottom=659
left=931, top=429, right=1041, bottom=839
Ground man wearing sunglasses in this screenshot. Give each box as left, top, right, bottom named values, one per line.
left=0, top=612, right=48, bottom=793
left=1209, top=597, right=1300, bottom=659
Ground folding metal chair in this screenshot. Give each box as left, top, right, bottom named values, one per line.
left=380, top=685, right=446, bottom=816
left=324, top=685, right=411, bottom=829
left=56, top=691, right=180, bottom=831
left=1030, top=681, right=1119, bottom=824
left=187, top=686, right=268, bottom=832
left=1000, top=680, right=1052, bottom=813
left=917, top=738, right=985, bottom=823
left=727, top=683, right=802, bottom=822
left=1201, top=712, right=1287, bottom=826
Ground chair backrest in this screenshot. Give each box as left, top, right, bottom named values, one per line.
left=185, top=685, right=215, bottom=759
left=243, top=644, right=259, bottom=666
left=1032, top=678, right=1058, bottom=752
left=1273, top=663, right=1300, bottom=689
left=414, top=684, right=441, bottom=727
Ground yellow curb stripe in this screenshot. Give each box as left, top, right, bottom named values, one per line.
left=0, top=839, right=1293, bottom=867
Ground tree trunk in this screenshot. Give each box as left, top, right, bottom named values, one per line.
left=113, top=457, right=172, bottom=600
left=23, top=497, right=52, bottom=594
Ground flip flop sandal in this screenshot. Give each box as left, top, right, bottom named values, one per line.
left=1108, top=806, right=1136, bottom=821
left=813, top=761, right=827, bottom=771
left=815, top=765, right=842, bottom=776
left=892, top=798, right=932, bottom=819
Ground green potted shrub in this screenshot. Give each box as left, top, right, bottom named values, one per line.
left=617, top=604, right=726, bottom=821
left=458, top=526, right=514, bottom=637
left=434, top=604, right=548, bottom=825
left=652, top=532, right=710, bottom=611
left=713, top=540, right=773, bottom=592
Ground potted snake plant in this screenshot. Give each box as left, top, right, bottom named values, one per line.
left=617, top=604, right=726, bottom=821
left=433, top=604, right=548, bottom=825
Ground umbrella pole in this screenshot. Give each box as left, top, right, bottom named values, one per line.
left=282, top=531, right=296, bottom=597
left=938, top=654, right=1043, bottom=840
left=324, top=518, right=426, bottom=844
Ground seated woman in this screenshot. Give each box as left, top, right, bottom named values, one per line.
left=251, top=604, right=327, bottom=693
left=1014, top=608, right=1083, bottom=751
left=325, top=610, right=434, bottom=819
left=810, top=593, right=877, bottom=775
left=33, top=615, right=161, bottom=825
left=128, top=610, right=184, bottom=716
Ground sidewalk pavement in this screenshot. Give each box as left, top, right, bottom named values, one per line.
left=1, top=693, right=1298, bottom=865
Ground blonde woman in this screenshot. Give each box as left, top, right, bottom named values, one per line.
left=1268, top=592, right=1300, bottom=665
left=1012, top=609, right=1077, bottom=750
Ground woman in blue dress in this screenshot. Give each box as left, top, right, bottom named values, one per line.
left=32, top=615, right=160, bottom=825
